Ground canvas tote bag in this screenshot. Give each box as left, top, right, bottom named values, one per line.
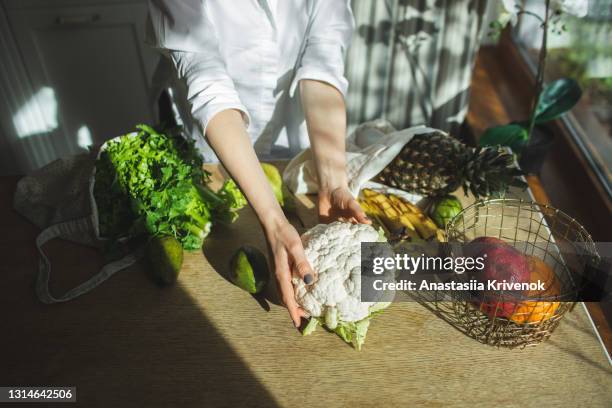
left=13, top=137, right=143, bottom=304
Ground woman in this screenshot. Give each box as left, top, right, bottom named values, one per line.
left=148, top=0, right=369, bottom=327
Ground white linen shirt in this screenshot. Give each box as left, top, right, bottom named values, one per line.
left=148, top=0, right=354, bottom=161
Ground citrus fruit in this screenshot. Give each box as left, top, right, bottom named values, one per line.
left=509, top=256, right=560, bottom=324
left=430, top=195, right=462, bottom=228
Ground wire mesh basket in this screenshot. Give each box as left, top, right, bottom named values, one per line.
left=436, top=199, right=599, bottom=348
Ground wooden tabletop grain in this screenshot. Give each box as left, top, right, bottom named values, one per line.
left=1, top=166, right=611, bottom=408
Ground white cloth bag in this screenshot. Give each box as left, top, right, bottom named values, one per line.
left=283, top=120, right=439, bottom=197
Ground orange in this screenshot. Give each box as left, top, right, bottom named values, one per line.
left=509, top=256, right=560, bottom=324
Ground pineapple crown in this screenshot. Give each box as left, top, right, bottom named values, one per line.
left=459, top=146, right=527, bottom=198
left=375, top=131, right=527, bottom=199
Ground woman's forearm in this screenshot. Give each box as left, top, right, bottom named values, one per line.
left=205, top=109, right=285, bottom=230
left=300, top=79, right=349, bottom=194
left=205, top=109, right=314, bottom=327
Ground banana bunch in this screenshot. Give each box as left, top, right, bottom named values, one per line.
left=359, top=188, right=444, bottom=242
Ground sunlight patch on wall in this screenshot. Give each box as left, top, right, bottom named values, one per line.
left=12, top=87, right=58, bottom=138
left=77, top=125, right=93, bottom=149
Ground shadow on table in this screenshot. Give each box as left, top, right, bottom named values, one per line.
left=409, top=291, right=612, bottom=375
left=1, top=240, right=281, bottom=408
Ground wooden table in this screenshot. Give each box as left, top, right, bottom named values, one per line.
left=1, top=167, right=611, bottom=408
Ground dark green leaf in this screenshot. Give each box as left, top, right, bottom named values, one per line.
left=479, top=124, right=529, bottom=153
left=534, top=78, right=582, bottom=123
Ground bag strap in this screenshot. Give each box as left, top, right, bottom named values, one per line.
left=34, top=217, right=143, bottom=304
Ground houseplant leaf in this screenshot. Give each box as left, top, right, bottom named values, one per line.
left=479, top=124, right=529, bottom=153
left=534, top=78, right=582, bottom=124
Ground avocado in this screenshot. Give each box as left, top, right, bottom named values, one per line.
left=146, top=235, right=183, bottom=286
left=230, top=246, right=269, bottom=294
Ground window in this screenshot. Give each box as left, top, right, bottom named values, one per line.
left=513, top=0, right=612, bottom=196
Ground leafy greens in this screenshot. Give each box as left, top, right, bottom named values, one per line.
left=94, top=124, right=245, bottom=250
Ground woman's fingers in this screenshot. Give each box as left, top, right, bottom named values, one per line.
left=266, top=222, right=315, bottom=328
left=273, top=243, right=307, bottom=328
left=289, top=241, right=316, bottom=285
left=347, top=199, right=371, bottom=224
left=319, top=187, right=371, bottom=225
left=334, top=188, right=370, bottom=225
left=275, top=267, right=305, bottom=327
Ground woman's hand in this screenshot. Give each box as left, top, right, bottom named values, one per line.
left=263, top=217, right=316, bottom=328
left=299, top=81, right=369, bottom=225
left=318, top=186, right=371, bottom=224
left=206, top=110, right=315, bottom=328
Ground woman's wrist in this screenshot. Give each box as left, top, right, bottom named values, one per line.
left=259, top=207, right=289, bottom=233
left=317, top=164, right=349, bottom=195
left=319, top=180, right=350, bottom=200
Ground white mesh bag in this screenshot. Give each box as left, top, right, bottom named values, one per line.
left=13, top=140, right=142, bottom=304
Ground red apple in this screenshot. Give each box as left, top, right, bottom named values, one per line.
left=466, top=237, right=530, bottom=319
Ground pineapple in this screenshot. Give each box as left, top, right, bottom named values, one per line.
left=376, top=131, right=526, bottom=198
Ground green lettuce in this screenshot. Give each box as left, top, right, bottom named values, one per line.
left=94, top=124, right=246, bottom=250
